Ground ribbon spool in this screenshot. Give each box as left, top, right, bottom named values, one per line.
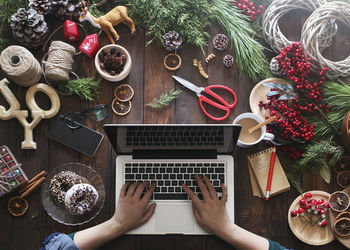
left=0, top=46, right=42, bottom=87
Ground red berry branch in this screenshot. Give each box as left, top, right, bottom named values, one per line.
left=260, top=42, right=331, bottom=159
left=234, top=0, right=264, bottom=20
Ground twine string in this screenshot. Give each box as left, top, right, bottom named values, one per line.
left=42, top=41, right=76, bottom=84
left=0, top=45, right=42, bottom=87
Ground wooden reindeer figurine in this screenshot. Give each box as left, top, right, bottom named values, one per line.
left=79, top=0, right=135, bottom=44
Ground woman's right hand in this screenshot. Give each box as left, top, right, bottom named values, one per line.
left=182, top=175, right=233, bottom=237
left=112, top=182, right=156, bottom=234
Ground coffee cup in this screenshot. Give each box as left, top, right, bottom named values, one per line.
left=233, top=112, right=275, bottom=147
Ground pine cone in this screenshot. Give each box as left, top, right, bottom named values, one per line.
left=29, top=0, right=51, bottom=15
left=10, top=8, right=49, bottom=49
left=162, top=31, right=182, bottom=52
left=223, top=55, right=234, bottom=67
left=51, top=0, right=82, bottom=21
left=213, top=34, right=228, bottom=51
left=270, top=57, right=285, bottom=76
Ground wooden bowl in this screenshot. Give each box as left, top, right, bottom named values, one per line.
left=249, top=78, right=291, bottom=119
left=341, top=111, right=350, bottom=153
left=288, top=190, right=335, bottom=245
left=95, top=44, right=132, bottom=82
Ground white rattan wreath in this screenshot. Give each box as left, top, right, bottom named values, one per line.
left=301, top=1, right=350, bottom=79
left=263, top=0, right=337, bottom=54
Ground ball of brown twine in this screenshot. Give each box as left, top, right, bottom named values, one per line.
left=263, top=0, right=337, bottom=54
left=301, top=1, right=350, bottom=78
left=42, top=41, right=76, bottom=84
left=0, top=45, right=42, bottom=87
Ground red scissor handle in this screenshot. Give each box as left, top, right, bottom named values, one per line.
left=198, top=95, right=230, bottom=121
left=203, top=85, right=237, bottom=109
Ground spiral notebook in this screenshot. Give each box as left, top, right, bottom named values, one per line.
left=247, top=147, right=290, bottom=198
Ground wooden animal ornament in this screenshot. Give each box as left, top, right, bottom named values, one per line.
left=0, top=78, right=60, bottom=149
left=79, top=0, right=135, bottom=44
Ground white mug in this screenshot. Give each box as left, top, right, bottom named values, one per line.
left=233, top=112, right=275, bottom=147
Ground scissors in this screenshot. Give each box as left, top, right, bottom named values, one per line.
left=172, top=76, right=237, bottom=121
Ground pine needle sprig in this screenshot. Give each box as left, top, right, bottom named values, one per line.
left=210, top=0, right=270, bottom=81
left=61, top=77, right=101, bottom=102
left=0, top=0, right=27, bottom=52
left=0, top=0, right=27, bottom=24
left=146, top=89, right=182, bottom=109
left=305, top=80, right=350, bottom=140
left=294, top=139, right=344, bottom=183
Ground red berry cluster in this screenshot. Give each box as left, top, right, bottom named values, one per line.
left=259, top=42, right=330, bottom=159
left=291, top=192, right=330, bottom=227
left=235, top=0, right=264, bottom=20
left=276, top=42, right=329, bottom=112
left=281, top=145, right=302, bottom=160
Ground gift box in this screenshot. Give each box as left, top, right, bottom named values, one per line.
left=63, top=20, right=80, bottom=43
left=0, top=146, right=28, bottom=197
left=79, top=34, right=99, bottom=58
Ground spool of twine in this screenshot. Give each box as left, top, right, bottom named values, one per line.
left=43, top=41, right=76, bottom=84
left=0, top=45, right=42, bottom=87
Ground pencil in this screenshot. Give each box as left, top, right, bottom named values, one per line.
left=265, top=146, right=276, bottom=200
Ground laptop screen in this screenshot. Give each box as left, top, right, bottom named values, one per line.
left=103, top=124, right=241, bottom=155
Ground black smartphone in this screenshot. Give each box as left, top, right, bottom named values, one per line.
left=48, top=115, right=104, bottom=157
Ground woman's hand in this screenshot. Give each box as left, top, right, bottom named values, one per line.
left=112, top=182, right=156, bottom=234
left=74, top=182, right=156, bottom=250
left=182, top=175, right=232, bottom=236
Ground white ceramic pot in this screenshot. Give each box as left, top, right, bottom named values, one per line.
left=95, top=44, right=132, bottom=82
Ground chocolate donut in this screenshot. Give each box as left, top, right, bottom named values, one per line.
left=64, top=183, right=99, bottom=215
left=49, top=171, right=83, bottom=204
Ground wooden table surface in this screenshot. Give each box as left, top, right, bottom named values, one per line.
left=0, top=10, right=348, bottom=250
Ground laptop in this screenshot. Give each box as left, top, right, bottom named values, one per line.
left=103, top=124, right=241, bottom=234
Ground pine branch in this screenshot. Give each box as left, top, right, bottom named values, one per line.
left=121, top=0, right=269, bottom=81
left=210, top=0, right=270, bottom=81
left=146, top=89, right=182, bottom=109
left=61, top=77, right=101, bottom=102
left=294, top=139, right=344, bottom=176
left=305, top=80, right=350, bottom=140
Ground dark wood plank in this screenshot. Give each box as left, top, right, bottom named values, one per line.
left=175, top=45, right=207, bottom=124
left=143, top=39, right=175, bottom=124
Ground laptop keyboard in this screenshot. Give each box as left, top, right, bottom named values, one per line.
left=124, top=162, right=226, bottom=200
left=125, top=126, right=225, bottom=147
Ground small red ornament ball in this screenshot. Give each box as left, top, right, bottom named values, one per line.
left=291, top=210, right=298, bottom=217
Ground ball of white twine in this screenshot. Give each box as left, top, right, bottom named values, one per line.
left=0, top=45, right=42, bottom=87
left=43, top=41, right=76, bottom=83
left=301, top=1, right=350, bottom=79
left=263, top=0, right=337, bottom=54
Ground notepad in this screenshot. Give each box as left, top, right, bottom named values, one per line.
left=247, top=147, right=290, bottom=198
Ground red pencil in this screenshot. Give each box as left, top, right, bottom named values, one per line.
left=265, top=146, right=276, bottom=200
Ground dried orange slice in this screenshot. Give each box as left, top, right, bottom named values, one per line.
left=112, top=98, right=132, bottom=116
left=114, top=84, right=134, bottom=102
left=8, top=197, right=28, bottom=216
left=337, top=170, right=350, bottom=188
left=334, top=218, right=350, bottom=237
left=335, top=211, right=350, bottom=221
left=329, top=191, right=350, bottom=212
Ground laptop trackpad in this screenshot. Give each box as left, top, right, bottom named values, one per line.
left=155, top=204, right=194, bottom=233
